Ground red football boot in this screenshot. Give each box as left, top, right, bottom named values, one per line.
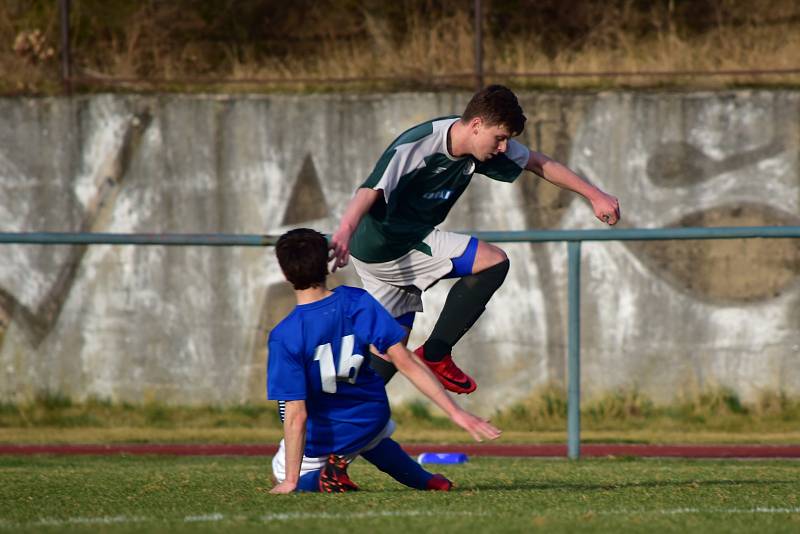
left=426, top=474, right=453, bottom=491
left=413, top=346, right=477, bottom=394
left=318, top=454, right=359, bottom=493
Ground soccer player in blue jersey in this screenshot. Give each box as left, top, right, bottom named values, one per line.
left=330, top=85, right=621, bottom=394
left=268, top=228, right=500, bottom=494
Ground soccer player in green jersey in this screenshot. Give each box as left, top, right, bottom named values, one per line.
left=330, top=85, right=620, bottom=394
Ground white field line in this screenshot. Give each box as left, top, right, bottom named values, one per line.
left=601, top=507, right=800, bottom=515
left=2, top=507, right=800, bottom=529
left=184, top=513, right=225, bottom=522
left=7, top=515, right=149, bottom=527
left=0, top=510, right=485, bottom=529
left=259, top=510, right=487, bottom=522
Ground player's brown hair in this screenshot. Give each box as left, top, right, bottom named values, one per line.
left=462, top=84, right=527, bottom=136
left=275, top=228, right=329, bottom=290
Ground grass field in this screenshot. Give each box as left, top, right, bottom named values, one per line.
left=2, top=455, right=799, bottom=533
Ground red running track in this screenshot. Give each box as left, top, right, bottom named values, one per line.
left=1, top=443, right=799, bottom=458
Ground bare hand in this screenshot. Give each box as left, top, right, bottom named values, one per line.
left=269, top=480, right=297, bottom=494
left=451, top=409, right=501, bottom=442
left=328, top=227, right=352, bottom=272
left=591, top=192, right=621, bottom=226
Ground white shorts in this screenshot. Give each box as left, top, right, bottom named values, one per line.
left=351, top=229, right=471, bottom=317
left=271, top=419, right=396, bottom=483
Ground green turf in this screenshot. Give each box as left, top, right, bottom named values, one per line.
left=1, top=455, right=798, bottom=533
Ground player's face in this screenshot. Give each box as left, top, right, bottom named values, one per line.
left=471, top=121, right=512, bottom=162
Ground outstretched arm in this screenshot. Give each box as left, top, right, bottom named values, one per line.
left=384, top=343, right=501, bottom=442
left=527, top=151, right=621, bottom=225
left=270, top=400, right=307, bottom=494
left=329, top=188, right=382, bottom=271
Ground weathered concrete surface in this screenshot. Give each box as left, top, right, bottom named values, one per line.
left=0, top=91, right=798, bottom=413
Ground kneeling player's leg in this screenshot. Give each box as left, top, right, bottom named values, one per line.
left=295, top=469, right=322, bottom=492
left=361, top=438, right=451, bottom=491
left=272, top=440, right=357, bottom=493
left=423, top=239, right=510, bottom=362
left=295, top=455, right=360, bottom=493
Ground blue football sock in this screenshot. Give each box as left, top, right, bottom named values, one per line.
left=361, top=438, right=433, bottom=490
left=294, top=469, right=321, bottom=492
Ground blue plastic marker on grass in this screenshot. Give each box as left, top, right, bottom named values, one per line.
left=417, top=452, right=468, bottom=464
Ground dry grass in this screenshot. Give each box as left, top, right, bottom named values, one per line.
left=490, top=385, right=800, bottom=433
left=0, top=426, right=284, bottom=444
left=0, top=384, right=796, bottom=447
left=3, top=386, right=797, bottom=443
left=1, top=1, right=800, bottom=94
left=491, top=15, right=800, bottom=89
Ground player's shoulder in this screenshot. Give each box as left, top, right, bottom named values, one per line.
left=333, top=285, right=385, bottom=312
left=267, top=308, right=301, bottom=346
left=332, top=285, right=371, bottom=304
left=390, top=115, right=458, bottom=150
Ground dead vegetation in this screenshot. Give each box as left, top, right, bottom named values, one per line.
left=1, top=2, right=800, bottom=92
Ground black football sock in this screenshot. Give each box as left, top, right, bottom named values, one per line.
left=361, top=438, right=433, bottom=490
left=423, top=259, right=510, bottom=362
left=369, top=352, right=397, bottom=384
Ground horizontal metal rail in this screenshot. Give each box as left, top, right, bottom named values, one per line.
left=2, top=225, right=800, bottom=247
left=473, top=225, right=800, bottom=242
left=0, top=232, right=278, bottom=247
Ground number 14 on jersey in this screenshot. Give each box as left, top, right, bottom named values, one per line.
left=313, top=335, right=365, bottom=393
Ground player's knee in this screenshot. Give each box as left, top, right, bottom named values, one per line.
left=475, top=242, right=508, bottom=272
left=490, top=245, right=508, bottom=265
left=483, top=242, right=507, bottom=263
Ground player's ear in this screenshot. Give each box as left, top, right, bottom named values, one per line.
left=468, top=116, right=482, bottom=133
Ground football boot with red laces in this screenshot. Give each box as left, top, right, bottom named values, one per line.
left=413, top=346, right=477, bottom=394
left=318, top=454, right=359, bottom=493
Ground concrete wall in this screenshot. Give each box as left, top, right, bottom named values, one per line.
left=0, top=91, right=798, bottom=413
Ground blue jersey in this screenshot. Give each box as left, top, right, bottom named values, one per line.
left=267, top=286, right=406, bottom=456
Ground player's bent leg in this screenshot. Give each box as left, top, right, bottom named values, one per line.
left=272, top=439, right=334, bottom=492
left=416, top=239, right=510, bottom=393
left=471, top=241, right=508, bottom=275
left=360, top=438, right=451, bottom=491
left=293, top=455, right=360, bottom=493
left=294, top=469, right=322, bottom=492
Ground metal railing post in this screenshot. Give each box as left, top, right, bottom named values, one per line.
left=59, top=0, right=72, bottom=94
left=473, top=0, right=483, bottom=91
left=567, top=240, right=582, bottom=460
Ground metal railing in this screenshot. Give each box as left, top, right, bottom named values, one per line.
left=3, top=225, right=800, bottom=458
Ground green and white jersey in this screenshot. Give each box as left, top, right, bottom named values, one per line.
left=350, top=116, right=530, bottom=263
